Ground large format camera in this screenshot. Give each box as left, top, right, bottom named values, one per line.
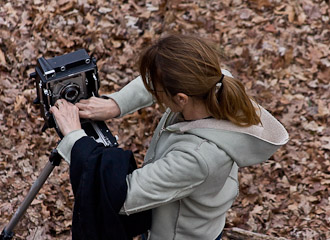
left=31, top=49, right=118, bottom=147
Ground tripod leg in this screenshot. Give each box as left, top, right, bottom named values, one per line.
left=1, top=149, right=61, bottom=240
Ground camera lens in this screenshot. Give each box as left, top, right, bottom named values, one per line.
left=61, top=84, right=80, bottom=102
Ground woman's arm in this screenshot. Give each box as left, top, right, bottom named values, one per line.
left=120, top=145, right=210, bottom=215
left=76, top=76, right=154, bottom=120
left=106, top=76, right=154, bottom=117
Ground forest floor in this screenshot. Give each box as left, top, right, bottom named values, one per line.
left=0, top=0, right=329, bottom=239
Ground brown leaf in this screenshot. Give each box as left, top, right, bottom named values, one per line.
left=320, top=136, right=330, bottom=150
left=286, top=5, right=295, bottom=22
left=302, top=121, right=325, bottom=133
left=264, top=24, right=276, bottom=33
left=0, top=0, right=329, bottom=239
left=239, top=9, right=253, bottom=20
left=0, top=49, right=6, bottom=65
left=14, top=95, right=27, bottom=112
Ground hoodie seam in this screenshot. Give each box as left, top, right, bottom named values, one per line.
left=173, top=199, right=181, bottom=240
left=194, top=139, right=208, bottom=151
left=228, top=174, right=239, bottom=198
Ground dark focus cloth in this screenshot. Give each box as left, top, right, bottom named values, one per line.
left=70, top=136, right=151, bottom=240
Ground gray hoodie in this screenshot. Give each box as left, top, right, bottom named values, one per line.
left=57, top=73, right=289, bottom=240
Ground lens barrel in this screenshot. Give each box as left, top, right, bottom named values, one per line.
left=60, top=84, right=80, bottom=102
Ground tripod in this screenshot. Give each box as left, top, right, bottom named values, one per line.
left=0, top=149, right=62, bottom=240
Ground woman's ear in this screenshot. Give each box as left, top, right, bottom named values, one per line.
left=174, top=93, right=189, bottom=107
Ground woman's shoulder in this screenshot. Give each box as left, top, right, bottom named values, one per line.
left=162, top=131, right=232, bottom=167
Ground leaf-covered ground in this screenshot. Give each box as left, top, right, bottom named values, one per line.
left=0, top=0, right=329, bottom=239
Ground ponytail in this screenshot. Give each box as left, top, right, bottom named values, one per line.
left=206, top=75, right=261, bottom=127
left=139, top=34, right=261, bottom=127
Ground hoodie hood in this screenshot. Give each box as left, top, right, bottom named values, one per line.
left=166, top=106, right=289, bottom=167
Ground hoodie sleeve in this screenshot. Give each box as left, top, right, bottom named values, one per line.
left=120, top=144, right=210, bottom=215
left=57, top=129, right=87, bottom=163
left=105, top=76, right=155, bottom=117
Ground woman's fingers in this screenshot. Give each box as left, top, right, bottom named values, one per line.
left=50, top=99, right=82, bottom=136
left=78, top=110, right=90, bottom=119
left=76, top=97, right=120, bottom=121
left=49, top=105, right=59, bottom=115
left=76, top=98, right=90, bottom=105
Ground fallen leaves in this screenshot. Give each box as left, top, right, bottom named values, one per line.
left=0, top=0, right=329, bottom=239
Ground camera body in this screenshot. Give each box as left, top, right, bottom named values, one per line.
left=33, top=49, right=98, bottom=122
left=31, top=49, right=118, bottom=147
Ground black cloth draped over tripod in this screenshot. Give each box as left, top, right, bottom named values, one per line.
left=70, top=136, right=151, bottom=240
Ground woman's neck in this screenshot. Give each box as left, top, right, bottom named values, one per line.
left=182, top=99, right=211, bottom=121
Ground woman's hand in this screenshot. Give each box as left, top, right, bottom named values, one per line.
left=50, top=99, right=82, bottom=136
left=75, top=97, right=121, bottom=121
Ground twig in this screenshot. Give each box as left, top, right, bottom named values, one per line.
left=224, top=227, right=288, bottom=240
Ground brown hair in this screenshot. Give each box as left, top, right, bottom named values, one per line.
left=139, top=34, right=261, bottom=127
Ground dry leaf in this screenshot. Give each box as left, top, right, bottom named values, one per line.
left=0, top=1, right=328, bottom=239
left=0, top=49, right=6, bottom=65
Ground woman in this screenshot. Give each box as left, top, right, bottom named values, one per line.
left=51, top=34, right=289, bottom=240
